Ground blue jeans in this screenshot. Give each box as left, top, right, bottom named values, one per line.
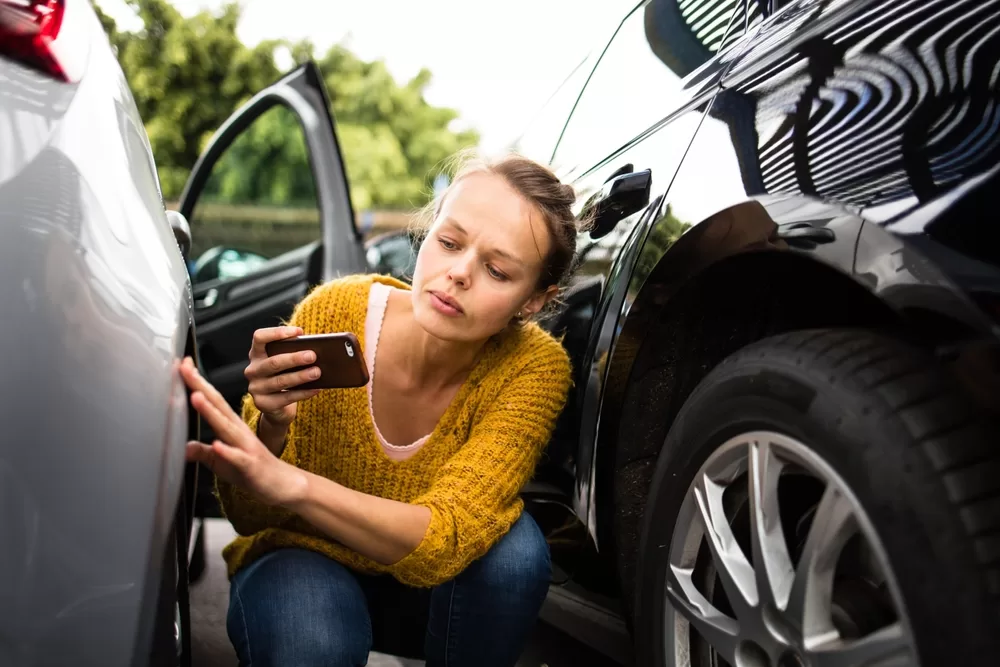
left=226, top=512, right=551, bottom=667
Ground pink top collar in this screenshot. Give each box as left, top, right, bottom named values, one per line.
left=364, top=282, right=431, bottom=461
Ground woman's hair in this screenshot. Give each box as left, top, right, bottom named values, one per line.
left=412, top=150, right=588, bottom=293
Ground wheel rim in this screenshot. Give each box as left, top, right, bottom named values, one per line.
left=663, top=431, right=917, bottom=667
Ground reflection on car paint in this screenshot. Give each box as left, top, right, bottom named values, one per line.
left=0, top=9, right=192, bottom=666
left=563, top=0, right=1000, bottom=541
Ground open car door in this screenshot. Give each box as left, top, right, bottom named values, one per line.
left=178, top=61, right=367, bottom=517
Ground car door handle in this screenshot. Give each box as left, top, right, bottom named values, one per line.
left=582, top=167, right=652, bottom=240
left=194, top=288, right=218, bottom=309
left=776, top=223, right=835, bottom=246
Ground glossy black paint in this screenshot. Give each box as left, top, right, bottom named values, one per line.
left=533, top=0, right=1000, bottom=559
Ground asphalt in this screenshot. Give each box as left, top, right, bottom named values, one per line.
left=189, top=519, right=623, bottom=667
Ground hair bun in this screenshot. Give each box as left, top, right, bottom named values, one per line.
left=558, top=182, right=576, bottom=204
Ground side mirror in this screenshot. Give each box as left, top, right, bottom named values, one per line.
left=166, top=210, right=192, bottom=259
left=581, top=167, right=652, bottom=239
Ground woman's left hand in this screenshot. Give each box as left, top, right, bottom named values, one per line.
left=179, top=357, right=305, bottom=507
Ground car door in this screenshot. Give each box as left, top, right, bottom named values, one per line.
left=537, top=0, right=758, bottom=531
left=178, top=61, right=367, bottom=416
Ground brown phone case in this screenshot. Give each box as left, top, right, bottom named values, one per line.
left=264, top=332, right=370, bottom=390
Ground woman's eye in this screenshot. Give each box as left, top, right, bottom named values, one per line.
left=487, top=265, right=508, bottom=281
left=439, top=238, right=457, bottom=251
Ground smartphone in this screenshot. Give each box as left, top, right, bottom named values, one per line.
left=264, top=332, right=370, bottom=390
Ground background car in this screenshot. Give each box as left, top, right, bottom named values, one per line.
left=181, top=1, right=999, bottom=665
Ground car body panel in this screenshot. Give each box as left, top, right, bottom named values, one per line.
left=551, top=0, right=1000, bottom=546
left=718, top=0, right=1000, bottom=310
left=855, top=164, right=1000, bottom=338
left=0, top=3, right=192, bottom=665
left=550, top=0, right=763, bottom=540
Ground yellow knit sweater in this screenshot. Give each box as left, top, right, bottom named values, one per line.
left=216, top=273, right=573, bottom=588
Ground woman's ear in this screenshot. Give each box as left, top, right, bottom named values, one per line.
left=521, top=284, right=560, bottom=319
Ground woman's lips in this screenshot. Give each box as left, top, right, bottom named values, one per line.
left=429, top=291, right=463, bottom=317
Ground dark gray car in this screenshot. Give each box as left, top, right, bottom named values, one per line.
left=0, top=1, right=370, bottom=664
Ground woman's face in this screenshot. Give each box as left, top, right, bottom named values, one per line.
left=410, top=171, right=555, bottom=343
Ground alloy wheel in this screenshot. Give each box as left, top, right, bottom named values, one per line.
left=663, top=431, right=917, bottom=667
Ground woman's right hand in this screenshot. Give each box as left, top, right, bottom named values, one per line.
left=244, top=326, right=322, bottom=428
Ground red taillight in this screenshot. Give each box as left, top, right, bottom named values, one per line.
left=0, top=0, right=82, bottom=82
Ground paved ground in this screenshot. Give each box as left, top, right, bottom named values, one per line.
left=190, top=519, right=623, bottom=667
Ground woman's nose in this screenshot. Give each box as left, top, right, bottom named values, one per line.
left=447, top=252, right=474, bottom=286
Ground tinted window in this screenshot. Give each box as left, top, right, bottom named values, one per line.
left=570, top=108, right=706, bottom=279
left=552, top=0, right=742, bottom=179
left=511, top=54, right=595, bottom=165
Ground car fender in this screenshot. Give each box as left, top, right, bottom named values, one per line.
left=578, top=161, right=1000, bottom=548
left=574, top=193, right=866, bottom=548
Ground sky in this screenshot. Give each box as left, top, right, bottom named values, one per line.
left=96, top=0, right=634, bottom=154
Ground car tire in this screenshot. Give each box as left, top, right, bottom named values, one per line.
left=633, top=328, right=1000, bottom=666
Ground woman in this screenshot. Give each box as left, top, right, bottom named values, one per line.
left=178, top=152, right=582, bottom=667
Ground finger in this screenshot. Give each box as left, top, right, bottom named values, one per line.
left=181, top=362, right=219, bottom=408
left=186, top=440, right=251, bottom=476
left=211, top=440, right=253, bottom=469
left=261, top=366, right=322, bottom=394
left=186, top=441, right=216, bottom=468
left=250, top=386, right=320, bottom=414
left=182, top=361, right=238, bottom=419
left=252, top=388, right=322, bottom=412
left=190, top=391, right=246, bottom=447
left=250, top=326, right=304, bottom=358
left=246, top=350, right=316, bottom=381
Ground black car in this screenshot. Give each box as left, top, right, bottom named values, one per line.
left=183, top=1, right=1000, bottom=665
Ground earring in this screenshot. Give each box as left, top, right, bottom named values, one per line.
left=517, top=311, right=523, bottom=318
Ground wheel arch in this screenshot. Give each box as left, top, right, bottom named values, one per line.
left=610, top=249, right=905, bottom=480
left=594, top=211, right=987, bottom=601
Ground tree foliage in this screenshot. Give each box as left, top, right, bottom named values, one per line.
left=308, top=45, right=479, bottom=210
left=199, top=105, right=316, bottom=208
left=92, top=0, right=478, bottom=209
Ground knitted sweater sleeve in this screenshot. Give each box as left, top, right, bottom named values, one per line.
left=214, top=278, right=350, bottom=536
left=387, top=340, right=572, bottom=587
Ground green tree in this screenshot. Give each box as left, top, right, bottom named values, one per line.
left=308, top=45, right=479, bottom=209
left=199, top=105, right=315, bottom=207
left=93, top=0, right=282, bottom=199
left=93, top=1, right=479, bottom=209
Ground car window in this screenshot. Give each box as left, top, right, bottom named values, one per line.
left=510, top=54, right=595, bottom=165
left=188, top=104, right=319, bottom=285
left=571, top=107, right=706, bottom=279
left=552, top=0, right=742, bottom=179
